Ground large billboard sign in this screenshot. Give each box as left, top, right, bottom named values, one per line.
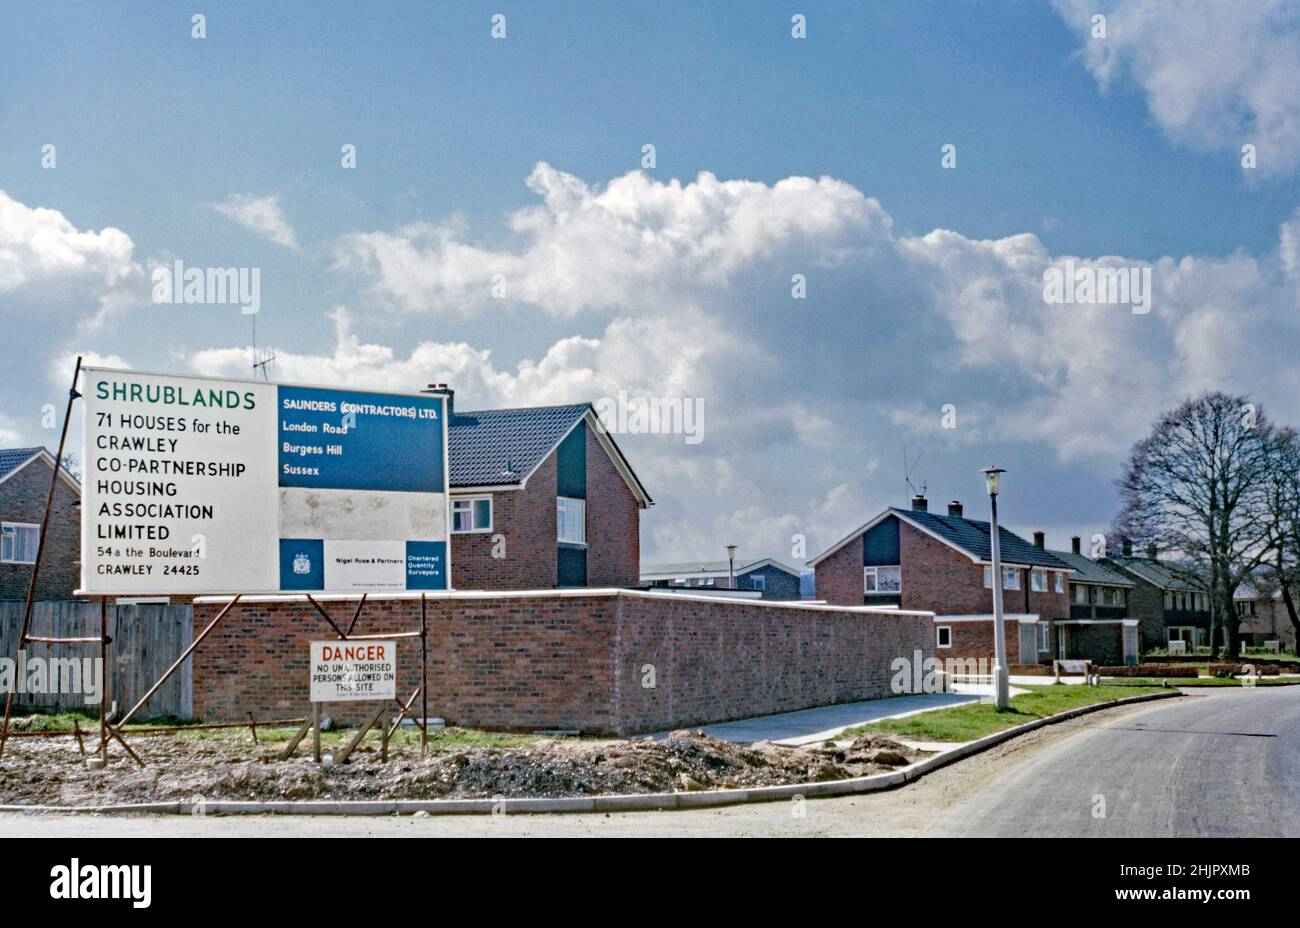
left=80, top=368, right=450, bottom=595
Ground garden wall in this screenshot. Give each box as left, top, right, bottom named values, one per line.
left=190, top=590, right=934, bottom=735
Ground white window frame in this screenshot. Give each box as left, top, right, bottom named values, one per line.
left=556, top=496, right=586, bottom=545
left=983, top=565, right=1021, bottom=590
left=936, top=625, right=952, bottom=649
left=1073, top=583, right=1090, bottom=605
left=749, top=575, right=765, bottom=592
left=1031, top=568, right=1048, bottom=592
left=1037, top=622, right=1051, bottom=652
left=0, top=522, right=39, bottom=565
left=1055, top=572, right=1065, bottom=593
left=864, top=565, right=901, bottom=594
left=451, top=496, right=493, bottom=534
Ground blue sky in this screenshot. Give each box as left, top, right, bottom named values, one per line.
left=2, top=0, right=1298, bottom=563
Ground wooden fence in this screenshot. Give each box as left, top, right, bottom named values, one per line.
left=0, top=600, right=193, bottom=719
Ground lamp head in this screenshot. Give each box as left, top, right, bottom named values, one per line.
left=726, top=544, right=737, bottom=560
left=981, top=466, right=1006, bottom=497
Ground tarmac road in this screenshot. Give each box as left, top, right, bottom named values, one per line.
left=1, top=686, right=1295, bottom=837
left=941, top=684, right=1300, bottom=837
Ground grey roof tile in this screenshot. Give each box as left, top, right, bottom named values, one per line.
left=447, top=404, right=589, bottom=488
left=0, top=447, right=45, bottom=482
left=1047, top=549, right=1135, bottom=586
left=894, top=508, right=1072, bottom=570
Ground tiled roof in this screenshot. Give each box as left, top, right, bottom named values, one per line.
left=0, top=447, right=45, bottom=482
left=894, top=508, right=1072, bottom=570
left=1107, top=556, right=1202, bottom=592
left=447, top=404, right=590, bottom=488
left=1047, top=549, right=1135, bottom=586
left=641, top=558, right=801, bottom=579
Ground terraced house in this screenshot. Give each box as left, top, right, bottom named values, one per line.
left=1104, top=542, right=1211, bottom=651
left=1044, top=536, right=1139, bottom=666
left=809, top=495, right=1075, bottom=667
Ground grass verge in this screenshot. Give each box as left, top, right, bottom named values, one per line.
left=1101, top=675, right=1300, bottom=688
left=2, top=709, right=539, bottom=751
left=841, top=684, right=1167, bottom=743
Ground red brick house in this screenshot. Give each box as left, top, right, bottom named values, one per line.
left=1045, top=538, right=1139, bottom=666
left=0, top=447, right=81, bottom=600
left=809, top=496, right=1075, bottom=667
left=438, top=390, right=652, bottom=590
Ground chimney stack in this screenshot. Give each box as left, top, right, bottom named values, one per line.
left=1033, top=531, right=1045, bottom=549
left=910, top=494, right=928, bottom=513
left=1147, top=542, right=1158, bottom=561
left=947, top=500, right=963, bottom=518
left=422, top=382, right=455, bottom=418
left=1122, top=537, right=1132, bottom=558
left=1071, top=536, right=1081, bottom=555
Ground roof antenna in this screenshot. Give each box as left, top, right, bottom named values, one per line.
left=251, top=314, right=276, bottom=381
left=904, top=446, right=927, bottom=500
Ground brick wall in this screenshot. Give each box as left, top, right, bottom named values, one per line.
left=584, top=426, right=640, bottom=587
left=0, top=457, right=81, bottom=600
left=1064, top=623, right=1124, bottom=665
left=191, top=591, right=933, bottom=735
left=814, top=534, right=864, bottom=606
left=739, top=564, right=802, bottom=600
left=897, top=522, right=992, bottom=614
left=936, top=619, right=1024, bottom=664
left=1108, top=567, right=1165, bottom=652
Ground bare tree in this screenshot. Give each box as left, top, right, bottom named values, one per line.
left=1114, top=392, right=1274, bottom=658
left=1261, top=426, right=1300, bottom=644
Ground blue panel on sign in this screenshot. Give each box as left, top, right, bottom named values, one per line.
left=280, top=539, right=324, bottom=590
left=405, top=540, right=447, bottom=590
left=277, top=386, right=444, bottom=492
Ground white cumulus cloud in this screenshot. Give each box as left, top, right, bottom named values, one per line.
left=210, top=193, right=299, bottom=249
left=1054, top=0, right=1300, bottom=175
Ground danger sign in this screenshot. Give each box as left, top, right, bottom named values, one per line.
left=310, top=640, right=397, bottom=702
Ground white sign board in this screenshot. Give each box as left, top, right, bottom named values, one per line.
left=79, top=367, right=450, bottom=595
left=310, top=640, right=397, bottom=702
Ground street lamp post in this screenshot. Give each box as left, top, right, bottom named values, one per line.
left=726, top=544, right=737, bottom=590
left=982, top=467, right=1010, bottom=711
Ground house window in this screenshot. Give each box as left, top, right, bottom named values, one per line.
left=0, top=523, right=39, bottom=564
left=1038, top=622, right=1051, bottom=652
left=864, top=565, right=902, bottom=594
left=983, top=566, right=1020, bottom=590
left=1073, top=583, right=1090, bottom=605
left=1055, top=572, right=1065, bottom=593
left=1031, top=568, right=1048, bottom=592
left=556, top=496, right=585, bottom=545
left=451, top=497, right=492, bottom=533
left=749, top=575, right=765, bottom=592
left=936, top=625, right=952, bottom=649
left=1237, top=600, right=1256, bottom=617
left=1164, top=591, right=1173, bottom=610
left=1194, top=593, right=1205, bottom=611
left=1098, top=587, right=1124, bottom=607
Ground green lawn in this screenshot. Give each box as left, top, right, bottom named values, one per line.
left=841, top=684, right=1169, bottom=743
left=1102, top=675, right=1300, bottom=688
left=2, top=710, right=538, bottom=751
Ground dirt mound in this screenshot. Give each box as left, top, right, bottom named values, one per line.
left=0, top=726, right=931, bottom=806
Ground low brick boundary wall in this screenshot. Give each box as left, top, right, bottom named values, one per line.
left=191, top=591, right=934, bottom=735
left=1100, top=663, right=1199, bottom=678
